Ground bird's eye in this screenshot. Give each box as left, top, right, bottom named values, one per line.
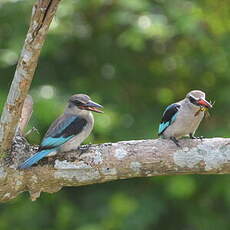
left=189, top=96, right=196, bottom=104
left=73, top=100, right=84, bottom=106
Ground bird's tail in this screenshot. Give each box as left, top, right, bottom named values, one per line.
left=17, top=149, right=54, bottom=169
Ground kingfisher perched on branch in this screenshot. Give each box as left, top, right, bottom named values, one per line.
left=158, top=90, right=213, bottom=147
left=18, top=94, right=103, bottom=169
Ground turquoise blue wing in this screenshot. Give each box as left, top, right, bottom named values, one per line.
left=39, top=114, right=87, bottom=150
left=158, top=103, right=180, bottom=135
left=18, top=114, right=87, bottom=169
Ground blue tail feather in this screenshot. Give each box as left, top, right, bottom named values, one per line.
left=18, top=149, right=55, bottom=169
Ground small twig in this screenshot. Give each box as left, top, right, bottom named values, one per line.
left=25, top=127, right=40, bottom=137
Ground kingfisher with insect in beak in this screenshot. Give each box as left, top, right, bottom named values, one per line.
left=18, top=94, right=103, bottom=169
left=158, top=90, right=213, bottom=147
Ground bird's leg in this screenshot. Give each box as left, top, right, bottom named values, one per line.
left=189, top=133, right=203, bottom=140
left=170, top=137, right=181, bottom=147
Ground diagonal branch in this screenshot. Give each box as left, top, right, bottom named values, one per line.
left=1, top=138, right=230, bottom=202
left=0, top=0, right=61, bottom=153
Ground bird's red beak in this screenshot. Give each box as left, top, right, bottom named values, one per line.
left=79, top=100, right=104, bottom=113
left=197, top=99, right=212, bottom=108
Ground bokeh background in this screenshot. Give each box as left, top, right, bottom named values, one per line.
left=1, top=0, right=230, bottom=229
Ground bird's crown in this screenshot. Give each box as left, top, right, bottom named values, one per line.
left=69, top=94, right=90, bottom=104
left=186, top=90, right=205, bottom=99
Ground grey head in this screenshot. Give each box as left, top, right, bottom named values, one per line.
left=185, top=90, right=212, bottom=109
left=67, top=94, right=103, bottom=114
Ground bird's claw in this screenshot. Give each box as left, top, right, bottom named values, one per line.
left=189, top=134, right=204, bottom=140
left=79, top=144, right=91, bottom=156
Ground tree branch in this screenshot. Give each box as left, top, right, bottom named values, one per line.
left=17, top=95, right=34, bottom=135
left=0, top=0, right=61, bottom=152
left=1, top=137, right=230, bottom=202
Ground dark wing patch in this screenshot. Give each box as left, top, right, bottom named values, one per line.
left=161, top=103, right=181, bottom=123
left=39, top=114, right=87, bottom=151
left=158, top=103, right=180, bottom=135
left=53, top=117, right=87, bottom=138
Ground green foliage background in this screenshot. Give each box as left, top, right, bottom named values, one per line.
left=0, top=0, right=230, bottom=229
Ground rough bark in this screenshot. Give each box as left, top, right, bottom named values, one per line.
left=17, top=95, right=34, bottom=135
left=0, top=0, right=61, bottom=152
left=1, top=137, right=230, bottom=202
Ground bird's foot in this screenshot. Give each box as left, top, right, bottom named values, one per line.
left=78, top=144, right=91, bottom=156
left=189, top=134, right=204, bottom=140
left=60, top=145, right=90, bottom=160
left=170, top=137, right=181, bottom=147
